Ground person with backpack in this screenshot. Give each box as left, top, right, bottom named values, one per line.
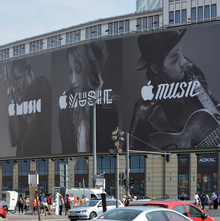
left=47, top=193, right=52, bottom=215
left=64, top=194, right=71, bottom=215
left=17, top=194, right=24, bottom=215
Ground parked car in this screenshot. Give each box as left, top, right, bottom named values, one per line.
left=95, top=206, right=193, bottom=221
left=0, top=205, right=6, bottom=218
left=68, top=199, right=124, bottom=220
left=144, top=201, right=214, bottom=221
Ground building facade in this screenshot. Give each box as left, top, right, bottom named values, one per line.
left=0, top=1, right=220, bottom=201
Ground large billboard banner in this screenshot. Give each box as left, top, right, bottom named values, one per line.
left=0, top=22, right=220, bottom=158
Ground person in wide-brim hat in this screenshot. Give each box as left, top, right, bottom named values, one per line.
left=135, top=29, right=187, bottom=70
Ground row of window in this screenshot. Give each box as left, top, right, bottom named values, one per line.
left=169, top=4, right=217, bottom=25
left=0, top=14, right=161, bottom=61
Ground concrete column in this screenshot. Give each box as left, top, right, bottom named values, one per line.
left=13, top=162, right=18, bottom=190
left=88, top=156, right=93, bottom=188
left=189, top=153, right=197, bottom=200
left=0, top=163, right=2, bottom=196
left=48, top=160, right=55, bottom=194
left=165, top=154, right=178, bottom=199
left=68, top=159, right=75, bottom=188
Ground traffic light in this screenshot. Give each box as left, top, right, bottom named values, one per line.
left=129, top=177, right=135, bottom=187
left=111, top=127, right=124, bottom=152
left=166, top=152, right=170, bottom=162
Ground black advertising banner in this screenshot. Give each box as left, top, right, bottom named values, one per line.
left=198, top=153, right=217, bottom=166
left=0, top=22, right=220, bottom=158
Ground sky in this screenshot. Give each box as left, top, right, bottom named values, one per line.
left=0, top=0, right=136, bottom=46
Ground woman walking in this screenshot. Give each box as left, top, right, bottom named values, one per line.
left=17, top=194, right=24, bottom=215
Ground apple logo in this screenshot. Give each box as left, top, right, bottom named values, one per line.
left=59, top=91, right=67, bottom=109
left=8, top=100, right=15, bottom=116
left=141, top=81, right=154, bottom=101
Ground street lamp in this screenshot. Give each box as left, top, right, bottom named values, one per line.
left=110, top=127, right=124, bottom=208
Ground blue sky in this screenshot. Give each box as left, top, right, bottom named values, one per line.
left=0, top=0, right=136, bottom=46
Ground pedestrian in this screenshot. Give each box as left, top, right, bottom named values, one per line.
left=76, top=196, right=80, bottom=205
left=122, top=195, right=127, bottom=204
left=59, top=195, right=64, bottom=216
left=180, top=193, right=186, bottom=201
left=33, top=196, right=37, bottom=215
left=39, top=193, right=46, bottom=216
left=205, top=194, right=210, bottom=212
left=85, top=195, right=89, bottom=201
left=125, top=195, right=133, bottom=206
left=17, top=194, right=24, bottom=215
left=24, top=197, right=29, bottom=215
left=69, top=193, right=75, bottom=208
left=212, top=192, right=218, bottom=209
left=194, top=192, right=199, bottom=206
left=47, top=193, right=52, bottom=215
left=165, top=194, right=170, bottom=199
left=65, top=194, right=71, bottom=215
left=80, top=195, right=85, bottom=204
left=201, top=194, right=205, bottom=211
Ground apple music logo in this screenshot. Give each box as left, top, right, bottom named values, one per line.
left=141, top=80, right=200, bottom=101
left=8, top=99, right=41, bottom=116
left=59, top=89, right=113, bottom=109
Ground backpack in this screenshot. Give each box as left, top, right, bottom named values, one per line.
left=47, top=196, right=51, bottom=204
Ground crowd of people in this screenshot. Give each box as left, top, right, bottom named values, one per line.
left=180, top=192, right=219, bottom=211
left=17, top=192, right=89, bottom=216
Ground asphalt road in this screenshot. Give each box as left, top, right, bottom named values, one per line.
left=4, top=208, right=220, bottom=221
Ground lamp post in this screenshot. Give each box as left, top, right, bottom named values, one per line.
left=111, top=127, right=124, bottom=208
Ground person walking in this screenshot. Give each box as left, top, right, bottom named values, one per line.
left=33, top=196, right=37, bottom=215
left=47, top=193, right=52, bottom=215
left=17, top=194, right=24, bottom=215
left=59, top=195, right=64, bottom=216
left=205, top=194, right=210, bottom=211
left=65, top=194, right=71, bottom=215
left=24, top=197, right=29, bottom=215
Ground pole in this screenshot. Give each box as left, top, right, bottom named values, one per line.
left=126, top=133, right=130, bottom=195
left=36, top=170, right=41, bottom=221
left=116, top=151, right=119, bottom=208
left=93, top=98, right=97, bottom=188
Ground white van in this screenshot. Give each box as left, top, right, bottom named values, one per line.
left=66, top=188, right=108, bottom=200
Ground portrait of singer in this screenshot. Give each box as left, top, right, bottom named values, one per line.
left=129, top=29, right=220, bottom=150
left=1, top=58, right=51, bottom=157
left=59, top=42, right=118, bottom=154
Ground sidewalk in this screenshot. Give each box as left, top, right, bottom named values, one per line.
left=6, top=212, right=69, bottom=221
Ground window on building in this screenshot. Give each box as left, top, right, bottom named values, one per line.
left=94, top=26, right=97, bottom=38
left=75, top=158, right=88, bottom=188
left=30, top=40, right=43, bottom=53
left=47, top=35, right=62, bottom=49
left=55, top=159, right=68, bottom=187
left=198, top=6, right=203, bottom=22
left=18, top=161, right=30, bottom=176
left=143, top=17, right=147, bottom=31
left=169, top=11, right=174, bottom=24
left=97, top=157, right=115, bottom=174
left=136, top=18, right=141, bottom=32
left=119, top=21, right=124, bottom=35
left=114, top=22, right=118, bottom=36
left=2, top=162, right=13, bottom=176
left=204, top=5, right=210, bottom=22
left=98, top=25, right=101, bottom=38
left=2, top=162, right=13, bottom=198
left=13, top=44, right=25, bottom=57
left=182, top=9, right=187, bottom=23
left=75, top=158, right=88, bottom=174
left=175, top=10, right=180, bottom=24
left=85, top=28, right=89, bottom=40
left=191, top=8, right=196, bottom=23
left=0, top=48, right=9, bottom=61
left=36, top=160, right=48, bottom=175
left=211, top=4, right=216, bottom=20
left=108, top=23, right=112, bottom=36
left=130, top=156, right=144, bottom=173
left=125, top=20, right=129, bottom=34
left=154, top=15, right=159, bottom=29
left=90, top=26, right=93, bottom=39
left=148, top=16, right=153, bottom=30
